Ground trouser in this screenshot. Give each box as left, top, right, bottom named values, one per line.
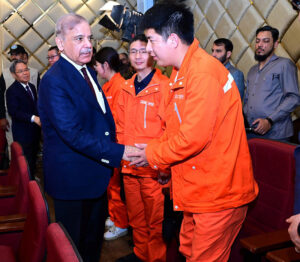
left=179, top=205, right=248, bottom=262
left=18, top=140, right=39, bottom=178
left=53, top=193, right=108, bottom=262
left=107, top=169, right=128, bottom=228
left=124, top=174, right=166, bottom=262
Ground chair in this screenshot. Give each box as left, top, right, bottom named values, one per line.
left=46, top=222, right=83, bottom=262
left=255, top=145, right=300, bottom=262
left=0, top=128, right=8, bottom=169
left=0, top=155, right=30, bottom=219
left=0, top=180, right=50, bottom=261
left=0, top=142, right=24, bottom=189
left=230, top=138, right=297, bottom=261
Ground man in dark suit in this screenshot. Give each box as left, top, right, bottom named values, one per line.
left=38, top=13, right=134, bottom=262
left=6, top=60, right=41, bottom=176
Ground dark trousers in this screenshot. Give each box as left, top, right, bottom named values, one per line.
left=19, top=140, right=39, bottom=178
left=54, top=193, right=108, bottom=262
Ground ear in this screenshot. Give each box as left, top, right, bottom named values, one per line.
left=274, top=40, right=279, bottom=49
left=55, top=37, right=64, bottom=52
left=103, top=61, right=110, bottom=70
left=167, top=33, right=180, bottom=48
left=226, top=51, right=232, bottom=60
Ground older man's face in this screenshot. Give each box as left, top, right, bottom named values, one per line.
left=56, top=21, right=93, bottom=66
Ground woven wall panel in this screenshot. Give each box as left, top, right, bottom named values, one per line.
left=0, top=0, right=299, bottom=84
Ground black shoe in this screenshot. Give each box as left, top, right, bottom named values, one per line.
left=116, top=252, right=142, bottom=262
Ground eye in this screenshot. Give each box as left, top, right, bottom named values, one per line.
left=74, top=36, right=83, bottom=42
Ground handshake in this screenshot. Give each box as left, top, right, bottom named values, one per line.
left=122, top=144, right=148, bottom=167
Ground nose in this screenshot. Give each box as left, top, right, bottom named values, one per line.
left=146, top=41, right=152, bottom=53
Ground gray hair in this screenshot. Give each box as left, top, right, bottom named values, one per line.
left=55, top=13, right=87, bottom=39
left=9, top=59, right=26, bottom=74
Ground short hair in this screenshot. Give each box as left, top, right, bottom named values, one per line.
left=94, top=47, right=122, bottom=73
left=140, top=2, right=194, bottom=45
left=119, top=52, right=128, bottom=58
left=56, top=13, right=87, bottom=39
left=256, top=25, right=279, bottom=42
left=129, top=34, right=148, bottom=46
left=48, top=46, right=59, bottom=53
left=213, top=38, right=233, bottom=52
left=9, top=60, right=27, bottom=74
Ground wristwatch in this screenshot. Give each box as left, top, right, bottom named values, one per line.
left=266, top=117, right=273, bottom=126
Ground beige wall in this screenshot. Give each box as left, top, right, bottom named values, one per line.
left=1, top=0, right=299, bottom=81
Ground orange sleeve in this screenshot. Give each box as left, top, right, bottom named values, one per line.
left=115, top=89, right=125, bottom=144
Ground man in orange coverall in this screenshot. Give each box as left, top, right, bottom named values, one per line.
left=129, top=3, right=259, bottom=262
left=115, top=34, right=169, bottom=262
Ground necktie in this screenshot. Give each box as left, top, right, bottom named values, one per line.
left=81, top=68, right=96, bottom=97
left=80, top=68, right=106, bottom=113
left=25, top=85, right=34, bottom=101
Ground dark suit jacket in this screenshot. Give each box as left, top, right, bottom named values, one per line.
left=38, top=56, right=124, bottom=200
left=6, top=80, right=40, bottom=144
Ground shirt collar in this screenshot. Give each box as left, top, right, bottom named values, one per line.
left=224, top=61, right=231, bottom=69
left=61, top=53, right=87, bottom=72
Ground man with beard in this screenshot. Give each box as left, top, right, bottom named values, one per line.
left=212, top=38, right=245, bottom=100
left=243, top=25, right=300, bottom=140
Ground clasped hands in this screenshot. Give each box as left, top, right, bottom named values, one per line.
left=123, top=144, right=148, bottom=167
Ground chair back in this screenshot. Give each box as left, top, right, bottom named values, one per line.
left=0, top=155, right=30, bottom=216
left=245, top=138, right=296, bottom=234
left=18, top=181, right=50, bottom=262
left=46, top=222, right=83, bottom=262
left=2, top=142, right=24, bottom=187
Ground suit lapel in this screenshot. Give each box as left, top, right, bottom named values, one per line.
left=60, top=58, right=105, bottom=114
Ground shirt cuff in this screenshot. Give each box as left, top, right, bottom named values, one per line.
left=31, top=115, right=35, bottom=123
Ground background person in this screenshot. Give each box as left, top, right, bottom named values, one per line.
left=243, top=25, right=300, bottom=140
left=212, top=38, right=245, bottom=100
left=47, top=46, right=60, bottom=67
left=6, top=60, right=40, bottom=176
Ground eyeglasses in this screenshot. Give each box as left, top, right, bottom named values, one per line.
left=15, top=68, right=30, bottom=74
left=47, top=55, right=59, bottom=60
left=129, top=49, right=148, bottom=55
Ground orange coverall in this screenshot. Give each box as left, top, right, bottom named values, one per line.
left=102, top=72, right=128, bottom=229
left=145, top=39, right=259, bottom=261
left=116, top=69, right=169, bottom=262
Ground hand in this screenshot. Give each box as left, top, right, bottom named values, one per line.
left=128, top=144, right=148, bottom=167
left=287, top=214, right=300, bottom=251
left=252, top=118, right=271, bottom=135
left=158, top=172, right=170, bottom=185
left=33, top=116, right=41, bottom=127
left=123, top=145, right=140, bottom=162
left=0, top=118, right=9, bottom=131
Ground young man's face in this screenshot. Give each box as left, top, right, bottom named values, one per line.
left=255, top=31, right=277, bottom=62
left=145, top=29, right=172, bottom=67
left=129, top=40, right=152, bottom=72
left=211, top=44, right=228, bottom=64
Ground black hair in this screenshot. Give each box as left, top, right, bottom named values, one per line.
left=256, top=26, right=279, bottom=42
left=94, top=47, right=122, bottom=73
left=48, top=46, right=59, bottom=52
left=129, top=34, right=148, bottom=46
left=140, top=2, right=194, bottom=45
left=214, top=38, right=233, bottom=52
left=9, top=59, right=27, bottom=74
